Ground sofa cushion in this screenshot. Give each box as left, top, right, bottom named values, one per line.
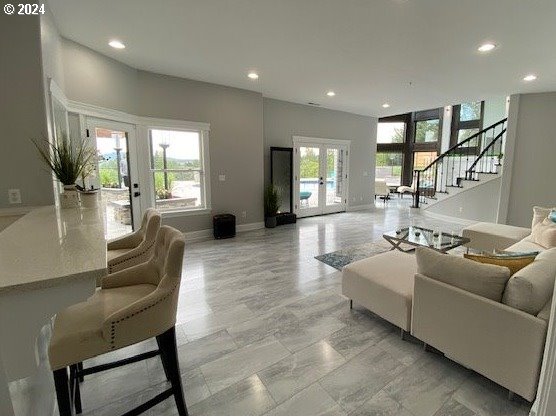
left=505, top=239, right=545, bottom=253
left=416, top=247, right=511, bottom=302
left=462, top=222, right=531, bottom=253
left=531, top=218, right=556, bottom=249
left=464, top=252, right=537, bottom=275
left=342, top=250, right=417, bottom=331
left=502, top=247, right=556, bottom=315
left=532, top=206, right=554, bottom=229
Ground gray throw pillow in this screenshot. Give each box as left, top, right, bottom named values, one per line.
left=416, top=247, right=511, bottom=302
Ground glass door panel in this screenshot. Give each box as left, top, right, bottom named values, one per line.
left=297, top=146, right=321, bottom=216
left=324, top=147, right=347, bottom=213
left=294, top=141, right=349, bottom=217
left=87, top=119, right=141, bottom=239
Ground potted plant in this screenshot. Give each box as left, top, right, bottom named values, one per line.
left=496, top=152, right=504, bottom=166
left=33, top=135, right=95, bottom=208
left=264, top=184, right=281, bottom=228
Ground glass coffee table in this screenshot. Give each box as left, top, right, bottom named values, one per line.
left=383, top=226, right=470, bottom=253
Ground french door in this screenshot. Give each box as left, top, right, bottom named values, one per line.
left=293, top=138, right=349, bottom=217
left=85, top=118, right=142, bottom=238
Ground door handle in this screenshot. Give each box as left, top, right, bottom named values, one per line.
left=134, top=192, right=141, bottom=197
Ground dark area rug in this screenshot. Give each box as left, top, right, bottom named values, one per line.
left=315, top=241, right=394, bottom=270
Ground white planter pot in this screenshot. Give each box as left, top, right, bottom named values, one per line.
left=80, top=192, right=99, bottom=208
left=59, top=185, right=80, bottom=209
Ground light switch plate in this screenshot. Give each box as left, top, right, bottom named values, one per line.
left=8, top=189, right=21, bottom=204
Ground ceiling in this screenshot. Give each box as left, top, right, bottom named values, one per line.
left=48, top=0, right=556, bottom=117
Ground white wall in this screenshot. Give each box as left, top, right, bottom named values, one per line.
left=0, top=14, right=53, bottom=210
left=503, top=92, right=556, bottom=227
left=426, top=178, right=501, bottom=223
left=263, top=98, right=377, bottom=209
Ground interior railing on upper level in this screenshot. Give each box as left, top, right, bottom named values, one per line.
left=412, top=118, right=507, bottom=208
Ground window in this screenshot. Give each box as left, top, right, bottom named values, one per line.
left=149, top=128, right=209, bottom=212
left=451, top=101, right=484, bottom=147
left=375, top=152, right=403, bottom=186
left=377, top=122, right=405, bottom=144
left=414, top=119, right=439, bottom=143
left=413, top=151, right=438, bottom=170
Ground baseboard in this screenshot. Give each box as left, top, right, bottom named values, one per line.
left=422, top=210, right=475, bottom=226
left=183, top=221, right=264, bottom=242
left=347, top=204, right=374, bottom=212
left=237, top=222, right=264, bottom=232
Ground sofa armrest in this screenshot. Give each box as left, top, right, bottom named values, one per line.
left=412, top=273, right=547, bottom=401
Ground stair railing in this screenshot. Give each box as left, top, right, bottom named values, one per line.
left=412, top=118, right=507, bottom=208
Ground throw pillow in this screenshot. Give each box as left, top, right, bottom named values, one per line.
left=502, top=247, right=556, bottom=315
left=531, top=218, right=556, bottom=249
left=532, top=206, right=553, bottom=229
left=464, top=252, right=537, bottom=276
left=416, top=247, right=511, bottom=302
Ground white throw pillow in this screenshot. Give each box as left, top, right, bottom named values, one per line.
left=502, top=247, right=556, bottom=315
left=416, top=247, right=511, bottom=302
left=532, top=206, right=554, bottom=229
left=531, top=218, right=556, bottom=249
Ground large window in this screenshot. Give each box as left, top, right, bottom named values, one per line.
left=451, top=101, right=484, bottom=147
left=375, top=152, right=403, bottom=186
left=376, top=108, right=442, bottom=187
left=377, top=122, right=405, bottom=144
left=149, top=128, right=209, bottom=212
left=414, top=119, right=440, bottom=143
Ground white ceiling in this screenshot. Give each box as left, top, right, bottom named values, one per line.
left=48, top=0, right=556, bottom=117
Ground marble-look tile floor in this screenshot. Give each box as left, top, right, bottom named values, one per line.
left=81, top=200, right=532, bottom=416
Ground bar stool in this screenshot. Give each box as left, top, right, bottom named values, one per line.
left=107, top=208, right=161, bottom=274
left=49, top=226, right=186, bottom=415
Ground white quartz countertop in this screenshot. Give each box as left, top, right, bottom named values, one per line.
left=0, top=206, right=107, bottom=293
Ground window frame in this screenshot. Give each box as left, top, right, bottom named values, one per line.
left=376, top=108, right=443, bottom=186
left=147, top=126, right=211, bottom=215
left=450, top=101, right=484, bottom=149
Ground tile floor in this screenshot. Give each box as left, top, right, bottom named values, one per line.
left=79, top=200, right=531, bottom=415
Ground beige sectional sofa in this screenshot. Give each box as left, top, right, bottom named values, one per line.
left=342, top=207, right=556, bottom=402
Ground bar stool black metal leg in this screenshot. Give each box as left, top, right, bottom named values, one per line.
left=158, top=327, right=188, bottom=416
left=156, top=335, right=171, bottom=382
left=77, top=362, right=84, bottom=383
left=70, top=365, right=82, bottom=414
left=53, top=367, right=72, bottom=416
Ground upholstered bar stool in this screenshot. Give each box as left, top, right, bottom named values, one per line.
left=49, top=226, right=186, bottom=416
left=107, top=208, right=161, bottom=274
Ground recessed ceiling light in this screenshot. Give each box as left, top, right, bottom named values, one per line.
left=523, top=74, right=537, bottom=82
left=382, top=103, right=390, bottom=108
left=108, top=40, right=125, bottom=49
left=478, top=43, right=496, bottom=52
left=247, top=72, right=259, bottom=80
left=327, top=91, right=336, bottom=97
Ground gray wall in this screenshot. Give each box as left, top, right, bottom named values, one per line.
left=61, top=39, right=264, bottom=231
left=62, top=39, right=138, bottom=113
left=0, top=14, right=53, bottom=209
left=137, top=71, right=264, bottom=230
left=426, top=178, right=501, bottom=223
left=263, top=98, right=377, bottom=208
left=506, top=92, right=556, bottom=227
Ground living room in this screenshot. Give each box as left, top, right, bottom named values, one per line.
left=1, top=1, right=556, bottom=416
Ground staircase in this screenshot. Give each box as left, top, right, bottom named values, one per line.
left=412, top=118, right=507, bottom=209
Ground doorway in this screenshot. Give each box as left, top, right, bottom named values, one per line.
left=86, top=118, right=142, bottom=239
left=293, top=137, right=349, bottom=217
